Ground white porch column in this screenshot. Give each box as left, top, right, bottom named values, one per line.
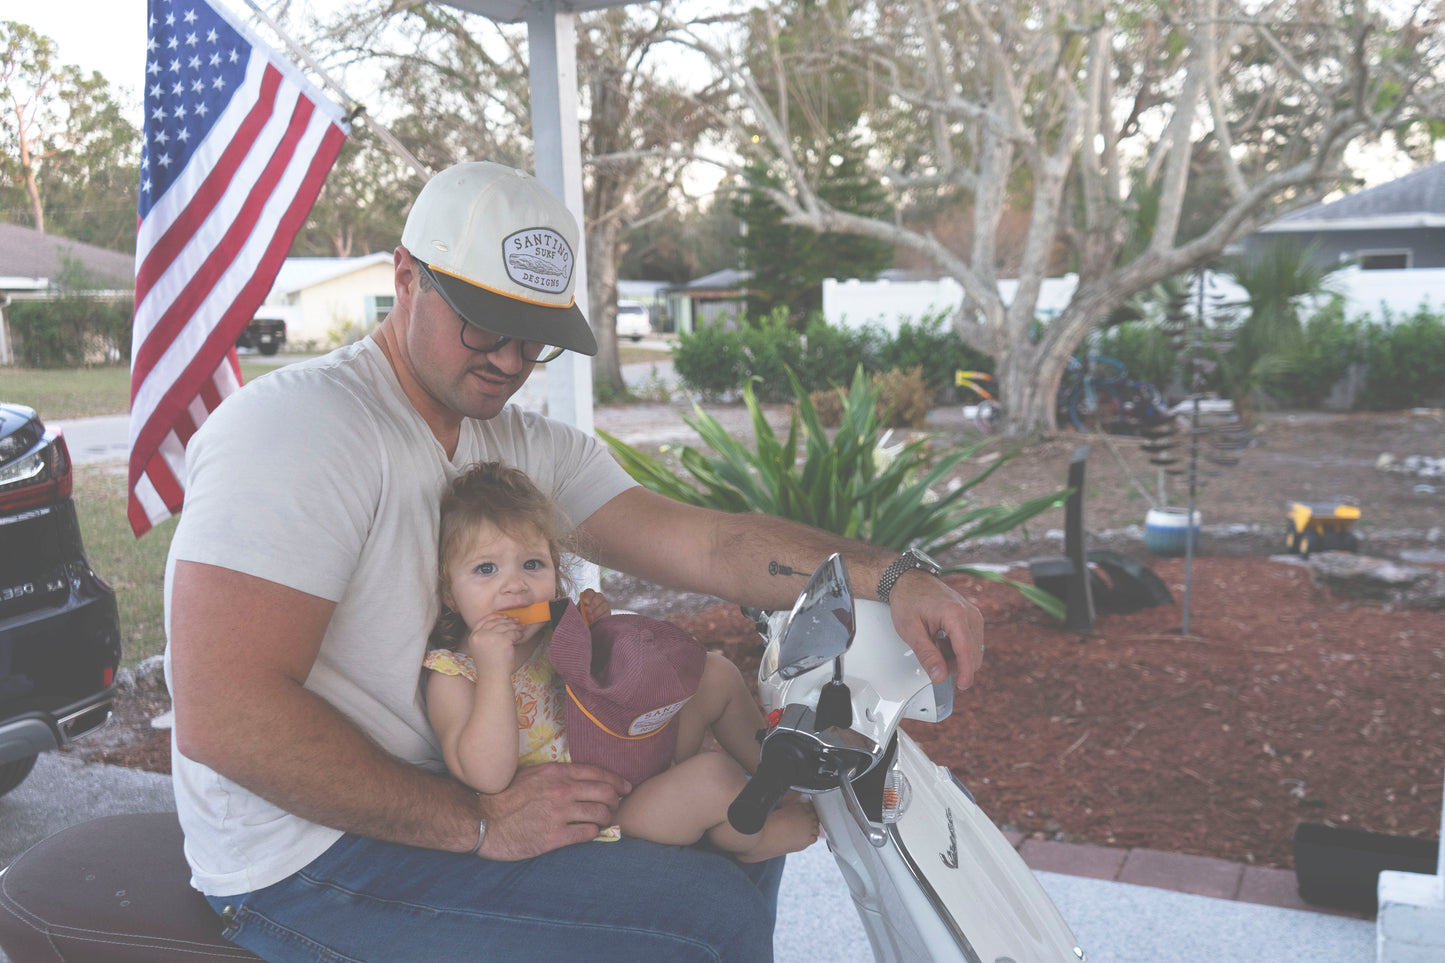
left=525, top=1, right=594, bottom=435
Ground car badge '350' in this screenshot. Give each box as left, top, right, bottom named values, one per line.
left=503, top=227, right=574, bottom=295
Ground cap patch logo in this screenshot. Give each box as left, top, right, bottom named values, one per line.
left=503, top=228, right=573, bottom=295
left=628, top=696, right=691, bottom=736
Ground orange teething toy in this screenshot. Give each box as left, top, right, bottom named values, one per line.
left=498, top=600, right=553, bottom=625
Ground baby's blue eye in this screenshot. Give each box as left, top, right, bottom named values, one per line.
left=523, top=559, right=544, bottom=571
left=476, top=562, right=496, bottom=575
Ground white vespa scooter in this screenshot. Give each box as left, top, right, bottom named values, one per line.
left=730, top=553, right=1086, bottom=963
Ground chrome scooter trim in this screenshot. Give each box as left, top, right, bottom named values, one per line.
left=882, top=751, right=984, bottom=963
left=883, top=759, right=1089, bottom=963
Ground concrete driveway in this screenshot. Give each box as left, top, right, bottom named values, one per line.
left=0, top=753, right=174, bottom=869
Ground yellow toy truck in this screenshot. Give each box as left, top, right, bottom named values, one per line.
left=1284, top=500, right=1361, bottom=556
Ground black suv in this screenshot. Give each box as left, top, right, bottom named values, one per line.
left=0, top=403, right=121, bottom=797
left=236, top=318, right=286, bottom=356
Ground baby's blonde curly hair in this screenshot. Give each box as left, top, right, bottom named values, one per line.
left=431, top=462, right=578, bottom=650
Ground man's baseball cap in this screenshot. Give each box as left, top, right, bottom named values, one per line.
left=548, top=602, right=705, bottom=786
left=402, top=161, right=598, bottom=357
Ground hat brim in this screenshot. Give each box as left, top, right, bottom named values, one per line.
left=431, top=269, right=598, bottom=357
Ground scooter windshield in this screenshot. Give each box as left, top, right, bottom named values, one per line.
left=777, top=553, right=855, bottom=679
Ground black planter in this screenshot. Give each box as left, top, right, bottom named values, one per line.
left=1293, top=823, right=1440, bottom=914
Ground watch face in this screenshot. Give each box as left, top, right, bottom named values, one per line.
left=908, top=548, right=943, bottom=574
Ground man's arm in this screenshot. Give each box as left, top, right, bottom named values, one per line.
left=168, top=561, right=628, bottom=859
left=577, top=488, right=984, bottom=688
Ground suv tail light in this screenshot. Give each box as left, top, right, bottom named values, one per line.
left=0, top=431, right=73, bottom=512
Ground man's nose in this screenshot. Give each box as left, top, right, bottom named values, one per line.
left=487, top=339, right=529, bottom=374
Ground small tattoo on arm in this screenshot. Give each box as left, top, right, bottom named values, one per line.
left=768, top=561, right=800, bottom=577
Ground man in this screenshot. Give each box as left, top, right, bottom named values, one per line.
left=165, top=161, right=984, bottom=961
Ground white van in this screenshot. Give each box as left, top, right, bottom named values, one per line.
left=615, top=300, right=652, bottom=341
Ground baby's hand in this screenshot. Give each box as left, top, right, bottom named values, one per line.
left=466, top=613, right=525, bottom=662
left=578, top=588, right=612, bottom=624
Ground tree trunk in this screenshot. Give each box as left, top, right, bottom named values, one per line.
left=996, top=345, right=1065, bottom=437
left=19, top=123, right=45, bottom=233
left=587, top=215, right=624, bottom=395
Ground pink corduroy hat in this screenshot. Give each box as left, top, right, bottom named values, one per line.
left=547, top=601, right=706, bottom=786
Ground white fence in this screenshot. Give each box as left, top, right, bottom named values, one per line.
left=822, top=267, right=1445, bottom=333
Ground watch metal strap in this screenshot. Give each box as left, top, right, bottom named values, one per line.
left=877, top=551, right=928, bottom=604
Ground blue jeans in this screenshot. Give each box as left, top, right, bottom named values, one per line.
left=206, top=834, right=784, bottom=962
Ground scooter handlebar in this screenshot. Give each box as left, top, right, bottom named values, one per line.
left=727, top=741, right=808, bottom=835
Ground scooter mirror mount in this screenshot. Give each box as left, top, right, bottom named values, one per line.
left=777, top=553, right=855, bottom=680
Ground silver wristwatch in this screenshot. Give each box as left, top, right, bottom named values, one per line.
left=877, top=548, right=944, bottom=604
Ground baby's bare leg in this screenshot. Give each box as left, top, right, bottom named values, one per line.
left=617, top=752, right=820, bottom=860
left=616, top=751, right=747, bottom=846
left=673, top=652, right=766, bottom=773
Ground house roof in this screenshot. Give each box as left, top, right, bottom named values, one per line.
left=269, top=253, right=393, bottom=295
left=680, top=267, right=751, bottom=292
left=0, top=221, right=134, bottom=288
left=1260, top=160, right=1445, bottom=233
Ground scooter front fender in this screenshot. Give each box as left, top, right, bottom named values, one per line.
left=817, top=732, right=1085, bottom=963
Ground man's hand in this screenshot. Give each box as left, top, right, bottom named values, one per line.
left=476, top=763, right=631, bottom=860
left=887, top=569, right=985, bottom=691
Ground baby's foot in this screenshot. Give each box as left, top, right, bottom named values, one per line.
left=737, top=799, right=820, bottom=863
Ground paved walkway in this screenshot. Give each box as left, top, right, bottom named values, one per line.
left=777, top=834, right=1375, bottom=963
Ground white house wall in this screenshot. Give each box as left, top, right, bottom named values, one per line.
left=822, top=276, right=1079, bottom=333
left=287, top=262, right=397, bottom=347
left=823, top=268, right=1445, bottom=336
left=1330, top=266, right=1445, bottom=320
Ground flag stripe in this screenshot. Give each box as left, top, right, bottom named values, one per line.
left=130, top=114, right=344, bottom=477
left=129, top=0, right=347, bottom=536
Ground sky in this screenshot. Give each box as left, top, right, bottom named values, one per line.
left=22, top=0, right=151, bottom=106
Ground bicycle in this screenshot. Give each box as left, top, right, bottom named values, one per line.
left=954, top=370, right=1002, bottom=434
left=1056, top=355, right=1169, bottom=434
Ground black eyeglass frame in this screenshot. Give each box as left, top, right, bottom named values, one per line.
left=414, top=259, right=566, bottom=364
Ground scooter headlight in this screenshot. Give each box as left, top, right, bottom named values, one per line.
left=880, top=769, right=911, bottom=824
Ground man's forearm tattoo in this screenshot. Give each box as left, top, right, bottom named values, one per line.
left=768, top=560, right=802, bottom=578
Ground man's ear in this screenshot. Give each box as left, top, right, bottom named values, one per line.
left=394, top=246, right=420, bottom=302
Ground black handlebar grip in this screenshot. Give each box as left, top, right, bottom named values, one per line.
left=727, top=743, right=802, bottom=835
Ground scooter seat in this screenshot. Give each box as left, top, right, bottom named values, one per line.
left=0, top=812, right=259, bottom=961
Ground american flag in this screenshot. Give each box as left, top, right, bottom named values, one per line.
left=129, top=0, right=348, bottom=536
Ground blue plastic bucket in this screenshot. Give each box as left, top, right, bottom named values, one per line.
left=1144, top=507, right=1201, bottom=557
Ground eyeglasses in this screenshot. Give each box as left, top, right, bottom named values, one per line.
left=415, top=260, right=565, bottom=364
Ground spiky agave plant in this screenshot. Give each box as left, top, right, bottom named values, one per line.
left=599, top=365, right=1068, bottom=616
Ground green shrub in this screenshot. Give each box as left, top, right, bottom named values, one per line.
left=794, top=316, right=878, bottom=390
left=671, top=319, right=752, bottom=400
left=879, top=312, right=992, bottom=392
left=598, top=365, right=1067, bottom=615
left=674, top=309, right=990, bottom=403
left=1270, top=301, right=1369, bottom=407
left=1360, top=302, right=1445, bottom=410
left=6, top=256, right=133, bottom=368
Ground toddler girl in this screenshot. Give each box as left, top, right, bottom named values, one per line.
left=423, top=462, right=818, bottom=861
